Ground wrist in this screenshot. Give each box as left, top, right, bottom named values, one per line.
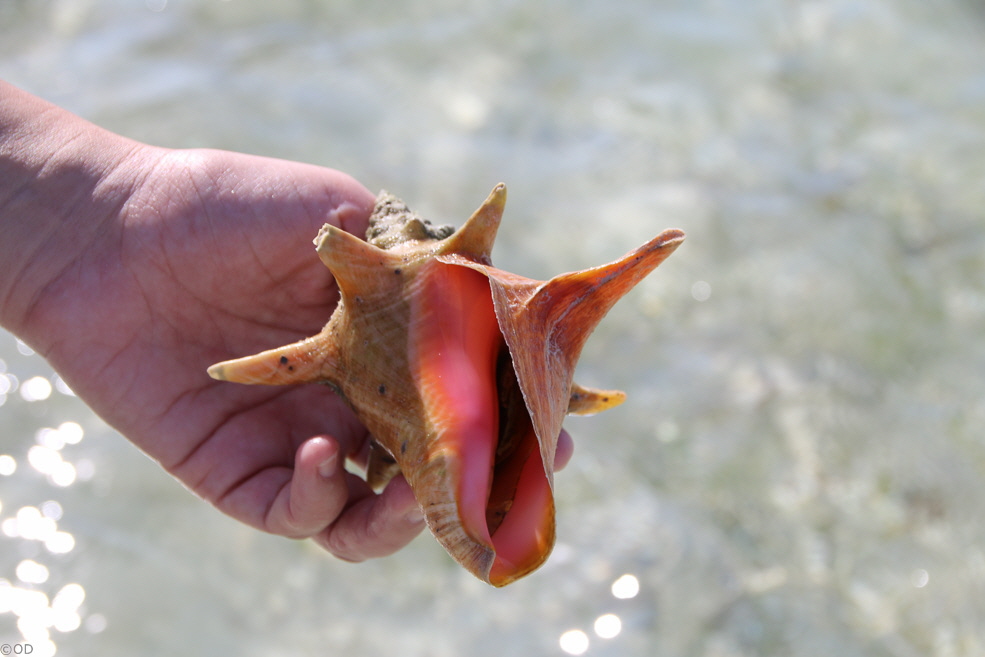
left=0, top=82, right=152, bottom=344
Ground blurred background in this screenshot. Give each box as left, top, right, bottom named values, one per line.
left=2, top=0, right=984, bottom=655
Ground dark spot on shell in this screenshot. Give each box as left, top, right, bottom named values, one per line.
left=401, top=440, right=408, bottom=455
left=394, top=268, right=402, bottom=275
left=378, top=384, right=386, bottom=395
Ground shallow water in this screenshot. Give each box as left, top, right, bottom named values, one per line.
left=2, top=0, right=985, bottom=655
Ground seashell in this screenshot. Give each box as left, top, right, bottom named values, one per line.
left=208, top=184, right=684, bottom=586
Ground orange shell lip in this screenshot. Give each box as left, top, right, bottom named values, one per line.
left=410, top=260, right=555, bottom=585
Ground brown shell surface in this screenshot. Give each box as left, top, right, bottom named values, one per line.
left=207, top=184, right=684, bottom=586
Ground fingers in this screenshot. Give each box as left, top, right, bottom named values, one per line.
left=263, top=435, right=349, bottom=538
left=313, top=474, right=426, bottom=562
left=265, top=434, right=424, bottom=560
left=555, top=428, right=574, bottom=471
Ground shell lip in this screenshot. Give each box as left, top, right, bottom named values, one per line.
left=409, top=259, right=557, bottom=586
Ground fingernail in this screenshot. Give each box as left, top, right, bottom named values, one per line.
left=317, top=452, right=337, bottom=479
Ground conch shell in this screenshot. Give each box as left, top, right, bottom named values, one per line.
left=208, top=184, right=684, bottom=586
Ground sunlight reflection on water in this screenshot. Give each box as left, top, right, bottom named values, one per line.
left=556, top=573, right=640, bottom=654
left=0, top=340, right=93, bottom=655
left=593, top=614, right=622, bottom=640
left=610, top=574, right=640, bottom=599
left=559, top=629, right=590, bottom=656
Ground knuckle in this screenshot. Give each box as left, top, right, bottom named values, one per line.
left=320, top=531, right=368, bottom=563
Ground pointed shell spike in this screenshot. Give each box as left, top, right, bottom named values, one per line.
left=436, top=183, right=506, bottom=264
left=567, top=383, right=626, bottom=415
left=206, top=334, right=338, bottom=385
left=315, top=223, right=404, bottom=300
left=531, top=227, right=686, bottom=361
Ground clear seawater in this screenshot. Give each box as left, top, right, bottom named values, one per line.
left=2, top=1, right=985, bottom=655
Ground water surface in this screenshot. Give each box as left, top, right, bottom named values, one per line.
left=2, top=1, right=984, bottom=655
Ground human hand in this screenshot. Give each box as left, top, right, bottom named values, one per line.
left=24, top=144, right=440, bottom=558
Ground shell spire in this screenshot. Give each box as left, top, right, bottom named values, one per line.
left=207, top=183, right=684, bottom=586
